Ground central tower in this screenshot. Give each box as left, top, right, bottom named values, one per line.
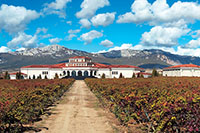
left=67, top=56, right=93, bottom=67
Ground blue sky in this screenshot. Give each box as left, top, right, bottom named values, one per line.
left=0, top=0, right=200, bottom=56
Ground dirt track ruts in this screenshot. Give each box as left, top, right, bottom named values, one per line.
left=35, top=80, right=115, bottom=133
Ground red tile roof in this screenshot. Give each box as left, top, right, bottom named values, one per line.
left=69, top=56, right=91, bottom=60
left=9, top=72, right=27, bottom=76
left=136, top=72, right=152, bottom=75
left=21, top=63, right=66, bottom=69
left=109, top=65, right=143, bottom=69
left=93, top=63, right=110, bottom=68
left=21, top=60, right=143, bottom=69
left=92, top=63, right=143, bottom=69
left=164, top=64, right=200, bottom=69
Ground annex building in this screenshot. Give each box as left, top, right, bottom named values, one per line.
left=163, top=64, right=200, bottom=77
left=21, top=56, right=143, bottom=79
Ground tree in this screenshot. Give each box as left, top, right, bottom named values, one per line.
left=33, top=75, right=36, bottom=79
left=101, top=73, right=105, bottom=79
left=152, top=69, right=159, bottom=77
left=63, top=71, right=66, bottom=76
left=37, top=74, right=42, bottom=79
left=132, top=73, right=136, bottom=78
left=137, top=73, right=140, bottom=78
left=54, top=73, right=59, bottom=79
left=4, top=71, right=10, bottom=79
left=119, top=73, right=123, bottom=78
left=16, top=72, right=23, bottom=79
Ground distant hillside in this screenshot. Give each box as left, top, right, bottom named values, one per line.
left=1, top=44, right=200, bottom=70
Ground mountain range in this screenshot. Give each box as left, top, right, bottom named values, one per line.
left=1, top=44, right=200, bottom=71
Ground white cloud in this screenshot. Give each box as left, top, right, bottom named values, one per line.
left=49, top=38, right=62, bottom=44
left=68, top=29, right=81, bottom=34
left=184, top=38, right=200, bottom=49
left=76, top=0, right=110, bottom=19
left=141, top=26, right=190, bottom=47
left=175, top=46, right=200, bottom=57
left=79, top=19, right=91, bottom=29
left=7, top=32, right=38, bottom=49
left=0, top=46, right=11, bottom=53
left=16, top=47, right=26, bottom=52
left=41, top=34, right=52, bottom=39
left=67, top=29, right=81, bottom=40
left=36, top=28, right=48, bottom=34
left=80, top=30, right=103, bottom=44
left=108, top=43, right=133, bottom=51
left=91, top=12, right=116, bottom=27
left=43, top=0, right=72, bottom=18
left=100, top=39, right=113, bottom=47
left=117, top=0, right=200, bottom=26
left=0, top=4, right=40, bottom=33
left=191, top=30, right=200, bottom=38
left=67, top=34, right=77, bottom=40
left=117, top=0, right=152, bottom=24
left=66, top=21, right=72, bottom=25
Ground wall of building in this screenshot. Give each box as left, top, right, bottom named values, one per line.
left=163, top=68, right=200, bottom=77
left=21, top=68, right=51, bottom=79
left=10, top=75, right=16, bottom=80
left=97, top=68, right=111, bottom=78
left=111, top=68, right=140, bottom=78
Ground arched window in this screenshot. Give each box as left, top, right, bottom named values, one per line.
left=67, top=71, right=70, bottom=76
left=84, top=71, right=89, bottom=77
left=78, top=71, right=82, bottom=76
left=72, top=71, right=76, bottom=77
left=90, top=70, right=93, bottom=76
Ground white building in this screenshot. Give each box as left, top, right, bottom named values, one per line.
left=163, top=64, right=200, bottom=77
left=20, top=56, right=143, bottom=79
left=9, top=72, right=27, bottom=80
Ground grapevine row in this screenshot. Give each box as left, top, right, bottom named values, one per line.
left=0, top=79, right=75, bottom=132
left=85, top=77, right=200, bottom=132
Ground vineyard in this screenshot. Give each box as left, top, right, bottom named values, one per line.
left=0, top=79, right=75, bottom=132
left=85, top=77, right=200, bottom=132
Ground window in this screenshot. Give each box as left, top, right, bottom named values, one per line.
left=42, top=71, right=48, bottom=75
left=112, top=71, right=118, bottom=75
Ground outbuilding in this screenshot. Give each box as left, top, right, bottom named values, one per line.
left=163, top=64, right=200, bottom=77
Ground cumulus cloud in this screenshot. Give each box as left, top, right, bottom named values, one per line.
left=191, top=30, right=200, bottom=38
left=7, top=32, right=38, bottom=49
left=67, top=34, right=77, bottom=40
left=67, top=29, right=81, bottom=40
left=66, top=21, right=72, bottom=25
left=97, top=43, right=139, bottom=53
left=79, top=19, right=91, bottom=28
left=36, top=28, right=48, bottom=34
left=117, top=0, right=152, bottom=24
left=0, top=46, right=11, bottom=53
left=184, top=38, right=200, bottom=49
left=43, top=0, right=72, bottom=18
left=0, top=4, right=40, bottom=33
left=100, top=39, right=113, bottom=47
left=91, top=12, right=116, bottom=27
left=117, top=0, right=200, bottom=26
left=175, top=46, right=200, bottom=57
left=68, top=29, right=81, bottom=34
left=49, top=38, right=62, bottom=44
left=76, top=0, right=110, bottom=19
left=80, top=30, right=103, bottom=44
left=141, top=26, right=190, bottom=47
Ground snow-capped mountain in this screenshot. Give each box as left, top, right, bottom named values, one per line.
left=10, top=45, right=94, bottom=57
left=1, top=44, right=200, bottom=70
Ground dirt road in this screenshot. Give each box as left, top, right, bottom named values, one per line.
left=35, top=80, right=116, bottom=133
